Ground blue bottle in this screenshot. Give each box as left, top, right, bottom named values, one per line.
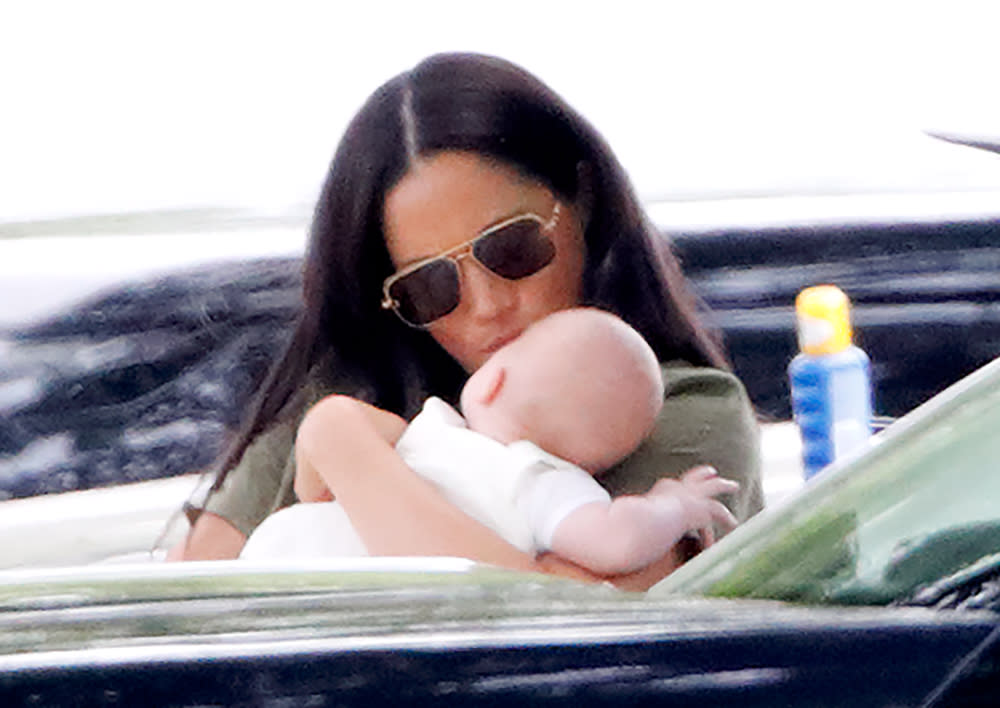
left=788, top=285, right=873, bottom=479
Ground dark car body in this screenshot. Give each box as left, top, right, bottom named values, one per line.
left=0, top=562, right=997, bottom=707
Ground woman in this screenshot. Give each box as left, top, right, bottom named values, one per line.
left=171, top=53, right=763, bottom=584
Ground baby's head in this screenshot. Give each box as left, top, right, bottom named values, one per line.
left=460, top=308, right=664, bottom=473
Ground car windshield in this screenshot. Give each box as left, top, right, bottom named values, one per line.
left=653, top=356, right=1000, bottom=606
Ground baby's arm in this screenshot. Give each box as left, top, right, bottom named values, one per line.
left=294, top=396, right=701, bottom=589
left=293, top=395, right=539, bottom=571
left=294, top=396, right=409, bottom=502
left=549, top=466, right=738, bottom=575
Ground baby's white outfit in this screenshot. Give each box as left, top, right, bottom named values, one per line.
left=240, top=397, right=609, bottom=559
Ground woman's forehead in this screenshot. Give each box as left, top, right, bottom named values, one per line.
left=382, top=151, right=550, bottom=261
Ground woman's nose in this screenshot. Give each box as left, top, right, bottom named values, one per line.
left=457, top=257, right=517, bottom=319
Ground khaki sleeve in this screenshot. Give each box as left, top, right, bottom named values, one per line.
left=598, top=363, right=764, bottom=524
left=197, top=371, right=343, bottom=537
left=201, top=418, right=299, bottom=538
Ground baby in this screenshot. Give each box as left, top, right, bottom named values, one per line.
left=241, top=308, right=737, bottom=575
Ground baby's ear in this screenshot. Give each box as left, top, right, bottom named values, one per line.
left=474, top=365, right=506, bottom=407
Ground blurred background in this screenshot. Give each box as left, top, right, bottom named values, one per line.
left=4, top=0, right=1000, bottom=219
left=3, top=1, right=1000, bottom=321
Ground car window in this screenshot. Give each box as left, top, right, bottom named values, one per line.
left=653, top=357, right=1000, bottom=605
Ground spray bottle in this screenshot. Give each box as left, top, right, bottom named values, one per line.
left=788, top=285, right=873, bottom=479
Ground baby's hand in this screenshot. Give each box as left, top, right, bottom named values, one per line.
left=648, top=466, right=739, bottom=541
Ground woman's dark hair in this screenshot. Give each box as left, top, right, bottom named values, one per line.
left=212, top=52, right=728, bottom=489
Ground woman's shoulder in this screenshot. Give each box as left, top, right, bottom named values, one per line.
left=602, top=359, right=763, bottom=518
left=199, top=361, right=365, bottom=535
left=658, top=360, right=751, bottom=400
left=654, top=360, right=758, bottom=457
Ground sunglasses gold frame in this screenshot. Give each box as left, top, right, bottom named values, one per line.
left=381, top=202, right=562, bottom=327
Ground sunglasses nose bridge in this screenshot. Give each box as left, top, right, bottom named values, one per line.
left=446, top=244, right=484, bottom=280
left=449, top=242, right=476, bottom=264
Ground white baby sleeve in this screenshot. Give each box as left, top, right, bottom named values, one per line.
left=508, top=443, right=611, bottom=553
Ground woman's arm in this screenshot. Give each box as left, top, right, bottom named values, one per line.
left=170, top=415, right=299, bottom=561
left=296, top=396, right=683, bottom=588
left=167, top=511, right=246, bottom=561
left=296, top=395, right=539, bottom=571
left=284, top=394, right=689, bottom=590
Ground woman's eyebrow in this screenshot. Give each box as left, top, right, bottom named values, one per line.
left=393, top=202, right=542, bottom=268
left=479, top=196, right=552, bottom=233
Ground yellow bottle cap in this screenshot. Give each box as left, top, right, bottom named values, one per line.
left=795, top=285, right=853, bottom=355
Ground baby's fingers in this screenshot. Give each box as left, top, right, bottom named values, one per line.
left=684, top=472, right=739, bottom=499
left=708, top=500, right=739, bottom=532
left=680, top=465, right=719, bottom=483
left=701, top=477, right=740, bottom=497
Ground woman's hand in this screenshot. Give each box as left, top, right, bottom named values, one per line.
left=535, top=543, right=688, bottom=592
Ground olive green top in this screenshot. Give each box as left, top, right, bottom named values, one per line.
left=202, top=362, right=764, bottom=538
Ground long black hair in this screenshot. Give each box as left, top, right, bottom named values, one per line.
left=213, top=52, right=728, bottom=489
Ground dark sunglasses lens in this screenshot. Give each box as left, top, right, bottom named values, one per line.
left=389, top=259, right=460, bottom=325
left=474, top=220, right=556, bottom=279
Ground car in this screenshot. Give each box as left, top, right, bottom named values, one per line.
left=0, top=353, right=997, bottom=705
left=0, top=560, right=996, bottom=706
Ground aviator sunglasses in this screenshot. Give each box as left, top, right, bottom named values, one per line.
left=381, top=202, right=561, bottom=327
